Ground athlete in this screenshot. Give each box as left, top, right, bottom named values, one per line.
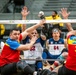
left=21, top=6, right=46, bottom=71
left=50, top=8, right=76, bottom=75
left=0, top=6, right=46, bottom=75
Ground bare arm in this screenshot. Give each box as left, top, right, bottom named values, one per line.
left=21, top=19, right=46, bottom=40
left=46, top=40, right=49, bottom=49
left=20, top=6, right=46, bottom=40
left=21, top=6, right=30, bottom=32
left=64, top=39, right=68, bottom=49
left=40, top=34, right=46, bottom=40
left=17, top=36, right=37, bottom=51
left=67, top=30, right=76, bottom=37
left=21, top=17, right=26, bottom=32
left=60, top=8, right=73, bottom=31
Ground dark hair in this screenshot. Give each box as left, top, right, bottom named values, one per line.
left=10, top=27, right=20, bottom=33
left=53, top=11, right=58, bottom=14
left=36, top=27, right=42, bottom=34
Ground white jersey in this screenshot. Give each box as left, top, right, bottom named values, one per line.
left=24, top=43, right=43, bottom=64
left=48, top=44, right=65, bottom=55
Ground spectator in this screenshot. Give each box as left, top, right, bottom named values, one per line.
left=45, top=11, right=64, bottom=38
left=0, top=6, right=46, bottom=75
left=16, top=24, right=22, bottom=32
left=38, top=11, right=64, bottom=39
left=0, top=24, right=5, bottom=40
left=45, top=11, right=63, bottom=29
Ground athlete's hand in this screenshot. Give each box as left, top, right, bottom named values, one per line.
left=21, top=6, right=30, bottom=17
left=60, top=8, right=70, bottom=19
left=30, top=36, right=37, bottom=44
left=37, top=19, right=46, bottom=27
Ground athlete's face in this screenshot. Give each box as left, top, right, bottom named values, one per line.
left=52, top=32, right=60, bottom=38
left=10, top=30, right=20, bottom=41
left=29, top=30, right=38, bottom=38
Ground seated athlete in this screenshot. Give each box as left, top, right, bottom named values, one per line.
left=42, top=28, right=67, bottom=65
left=0, top=6, right=46, bottom=75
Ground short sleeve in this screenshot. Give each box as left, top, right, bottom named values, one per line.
left=19, top=34, right=22, bottom=41
left=6, top=38, right=20, bottom=50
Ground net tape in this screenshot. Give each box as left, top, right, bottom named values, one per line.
left=0, top=19, right=76, bottom=24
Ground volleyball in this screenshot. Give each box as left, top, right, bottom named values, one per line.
left=39, top=11, right=44, bottom=15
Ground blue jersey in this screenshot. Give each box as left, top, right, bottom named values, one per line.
left=49, top=38, right=64, bottom=44
left=23, top=36, right=45, bottom=47
left=6, top=38, right=20, bottom=50
left=48, top=38, right=65, bottom=55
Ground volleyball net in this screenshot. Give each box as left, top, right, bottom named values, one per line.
left=0, top=19, right=76, bottom=24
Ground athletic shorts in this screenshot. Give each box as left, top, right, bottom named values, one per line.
left=58, top=66, right=76, bottom=75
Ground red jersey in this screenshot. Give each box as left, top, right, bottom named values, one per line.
left=65, top=35, right=76, bottom=71
left=0, top=34, right=22, bottom=66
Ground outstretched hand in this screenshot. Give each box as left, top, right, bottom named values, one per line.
left=60, top=8, right=70, bottom=19
left=21, top=6, right=30, bottom=17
